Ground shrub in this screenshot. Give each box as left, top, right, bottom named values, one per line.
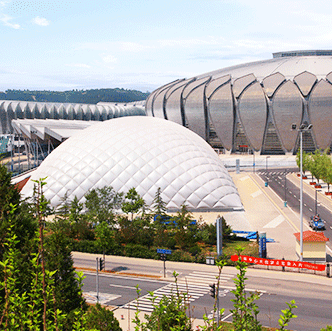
left=85, top=303, right=122, bottom=331
left=124, top=244, right=157, bottom=259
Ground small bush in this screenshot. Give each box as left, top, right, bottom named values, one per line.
left=85, top=303, right=122, bottom=331
left=124, top=244, right=158, bottom=259
left=69, top=239, right=99, bottom=254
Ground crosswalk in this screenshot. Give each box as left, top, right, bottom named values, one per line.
left=122, top=271, right=234, bottom=312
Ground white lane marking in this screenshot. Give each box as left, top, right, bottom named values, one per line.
left=251, top=190, right=263, bottom=198
left=263, top=215, right=285, bottom=228
left=110, top=284, right=138, bottom=290
left=240, top=175, right=250, bottom=181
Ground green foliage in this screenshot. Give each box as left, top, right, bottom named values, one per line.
left=0, top=164, right=37, bottom=308
left=45, top=226, right=86, bottom=321
left=296, top=149, right=310, bottom=175
left=201, top=260, right=226, bottom=330
left=197, top=216, right=233, bottom=245
left=230, top=248, right=262, bottom=331
left=134, top=272, right=192, bottom=331
left=321, top=326, right=332, bottom=331
left=2, top=88, right=149, bottom=104
left=121, top=188, right=145, bottom=220
left=85, top=303, right=122, bottom=331
left=124, top=244, right=158, bottom=259
left=310, top=150, right=324, bottom=183
left=69, top=196, right=84, bottom=224
left=85, top=186, right=123, bottom=226
left=117, top=214, right=154, bottom=247
left=152, top=187, right=167, bottom=216
left=172, top=204, right=198, bottom=250
left=278, top=300, right=297, bottom=330
left=95, top=221, right=115, bottom=259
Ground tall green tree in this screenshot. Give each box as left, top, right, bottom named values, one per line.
left=45, top=224, right=86, bottom=325
left=0, top=164, right=37, bottom=309
left=85, top=186, right=123, bottom=226
left=172, top=204, right=198, bottom=250
left=121, top=188, right=145, bottom=220
left=296, top=149, right=310, bottom=176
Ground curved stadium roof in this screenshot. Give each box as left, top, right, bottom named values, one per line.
left=146, top=50, right=332, bottom=154
left=0, top=100, right=145, bottom=135
left=21, top=116, right=242, bottom=211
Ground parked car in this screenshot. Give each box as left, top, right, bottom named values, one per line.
left=309, top=215, right=326, bottom=231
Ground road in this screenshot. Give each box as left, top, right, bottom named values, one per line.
left=258, top=168, right=332, bottom=251
left=74, top=253, right=332, bottom=330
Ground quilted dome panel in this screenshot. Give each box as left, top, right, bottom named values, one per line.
left=21, top=116, right=242, bottom=211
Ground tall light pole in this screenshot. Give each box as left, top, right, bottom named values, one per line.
left=292, top=123, right=313, bottom=261
left=284, top=170, right=287, bottom=207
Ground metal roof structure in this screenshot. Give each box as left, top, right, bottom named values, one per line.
left=146, top=51, right=332, bottom=154
left=0, top=100, right=145, bottom=135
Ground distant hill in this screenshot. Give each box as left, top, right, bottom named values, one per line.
left=0, top=88, right=150, bottom=104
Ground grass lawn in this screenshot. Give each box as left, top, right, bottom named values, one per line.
left=199, top=238, right=259, bottom=264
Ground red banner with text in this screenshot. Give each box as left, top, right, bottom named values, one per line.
left=231, top=255, right=326, bottom=271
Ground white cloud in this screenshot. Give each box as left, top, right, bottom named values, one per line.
left=32, top=16, right=50, bottom=26
left=102, top=54, right=117, bottom=64
left=0, top=1, right=11, bottom=8
left=65, top=63, right=91, bottom=69
left=0, top=14, right=20, bottom=29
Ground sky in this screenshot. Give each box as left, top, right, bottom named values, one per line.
left=1, top=0, right=332, bottom=93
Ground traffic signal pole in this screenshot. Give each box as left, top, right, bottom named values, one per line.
left=209, top=283, right=219, bottom=326
left=96, top=258, right=99, bottom=304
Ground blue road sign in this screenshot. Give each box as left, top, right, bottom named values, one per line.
left=157, top=248, right=172, bottom=255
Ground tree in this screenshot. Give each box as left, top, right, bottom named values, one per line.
left=85, top=186, right=123, bottom=226
left=0, top=164, right=37, bottom=311
left=95, top=221, right=114, bottom=261
left=320, top=150, right=332, bottom=191
left=85, top=303, right=122, bottom=331
left=296, top=149, right=310, bottom=176
left=45, top=224, right=86, bottom=324
left=311, top=150, right=324, bottom=183
left=152, top=187, right=167, bottom=216
left=134, top=272, right=192, bottom=331
left=121, top=188, right=145, bottom=220
left=56, top=191, right=71, bottom=220
left=152, top=188, right=169, bottom=248
left=172, top=204, right=198, bottom=250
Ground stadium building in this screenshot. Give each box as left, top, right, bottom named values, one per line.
left=146, top=50, right=332, bottom=155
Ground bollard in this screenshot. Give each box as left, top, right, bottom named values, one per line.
left=327, top=263, right=330, bottom=278
left=282, top=257, right=285, bottom=272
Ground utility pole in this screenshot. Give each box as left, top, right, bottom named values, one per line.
left=96, top=258, right=99, bottom=304
left=216, top=217, right=223, bottom=258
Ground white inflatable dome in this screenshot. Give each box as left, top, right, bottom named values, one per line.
left=21, top=116, right=242, bottom=211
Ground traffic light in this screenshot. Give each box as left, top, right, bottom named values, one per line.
left=99, top=258, right=105, bottom=271
left=209, top=283, right=216, bottom=298
left=160, top=253, right=167, bottom=261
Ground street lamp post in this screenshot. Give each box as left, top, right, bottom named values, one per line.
left=292, top=123, right=313, bottom=261
left=284, top=170, right=287, bottom=207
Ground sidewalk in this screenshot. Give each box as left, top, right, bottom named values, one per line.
left=229, top=171, right=299, bottom=260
